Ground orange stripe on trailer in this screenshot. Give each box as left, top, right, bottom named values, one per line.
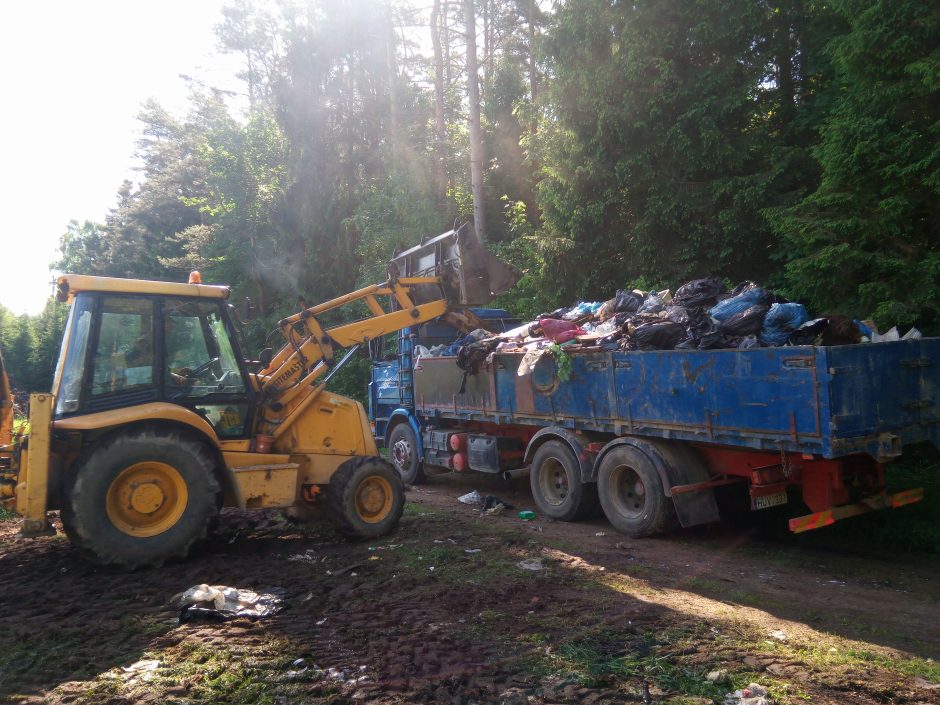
left=789, top=510, right=835, bottom=533
left=789, top=487, right=923, bottom=533
left=890, top=488, right=924, bottom=508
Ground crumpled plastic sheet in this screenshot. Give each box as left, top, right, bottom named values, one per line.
left=179, top=584, right=285, bottom=623
left=709, top=285, right=770, bottom=323
left=761, top=302, right=808, bottom=345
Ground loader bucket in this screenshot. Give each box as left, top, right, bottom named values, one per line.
left=388, top=223, right=522, bottom=306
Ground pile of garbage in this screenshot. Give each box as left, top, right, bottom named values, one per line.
left=418, top=277, right=922, bottom=367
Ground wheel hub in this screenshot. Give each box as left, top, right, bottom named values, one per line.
left=540, top=458, right=570, bottom=505
left=106, top=461, right=188, bottom=537
left=392, top=439, right=412, bottom=472
left=129, top=483, right=166, bottom=514
left=610, top=465, right=647, bottom=519
left=355, top=476, right=393, bottom=522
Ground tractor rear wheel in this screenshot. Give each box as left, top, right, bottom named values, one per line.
left=61, top=429, right=221, bottom=568
left=328, top=457, right=405, bottom=539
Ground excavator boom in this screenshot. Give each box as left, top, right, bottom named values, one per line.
left=256, top=224, right=520, bottom=436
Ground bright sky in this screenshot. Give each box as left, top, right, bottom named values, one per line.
left=0, top=0, right=241, bottom=315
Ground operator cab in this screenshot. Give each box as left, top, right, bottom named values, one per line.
left=53, top=288, right=254, bottom=439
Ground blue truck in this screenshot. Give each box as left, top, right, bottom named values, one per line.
left=369, top=310, right=935, bottom=536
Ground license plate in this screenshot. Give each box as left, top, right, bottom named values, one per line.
left=752, top=491, right=788, bottom=510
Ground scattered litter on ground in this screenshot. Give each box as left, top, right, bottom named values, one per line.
left=120, top=659, right=160, bottom=682
left=517, top=558, right=544, bottom=571
left=768, top=629, right=787, bottom=642
left=483, top=495, right=514, bottom=511
left=458, top=490, right=483, bottom=505
left=707, top=670, right=729, bottom=684
left=483, top=503, right=506, bottom=516
left=724, top=683, right=774, bottom=705
left=367, top=544, right=402, bottom=551
left=327, top=563, right=363, bottom=577
left=518, top=510, right=536, bottom=520
left=288, top=549, right=319, bottom=564
left=465, top=548, right=482, bottom=554
left=178, top=584, right=284, bottom=622
left=595, top=531, right=606, bottom=537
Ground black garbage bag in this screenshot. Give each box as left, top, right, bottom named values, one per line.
left=637, top=292, right=665, bottom=314
left=663, top=305, right=690, bottom=326
left=614, top=289, right=643, bottom=313
left=673, top=276, right=726, bottom=308
left=696, top=327, right=726, bottom=349
left=632, top=321, right=686, bottom=350
left=718, top=304, right=769, bottom=337
left=789, top=316, right=861, bottom=346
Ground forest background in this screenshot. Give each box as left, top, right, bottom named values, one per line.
left=1, top=0, right=938, bottom=405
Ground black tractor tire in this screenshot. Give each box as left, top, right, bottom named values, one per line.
left=388, top=423, right=425, bottom=485
left=61, top=428, right=221, bottom=569
left=328, top=457, right=405, bottom=539
left=529, top=440, right=598, bottom=521
left=596, top=445, right=677, bottom=537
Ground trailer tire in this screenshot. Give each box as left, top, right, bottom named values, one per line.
left=529, top=440, right=598, bottom=521
left=60, top=429, right=221, bottom=568
left=597, top=445, right=677, bottom=537
left=388, top=423, right=425, bottom=485
left=328, top=457, right=405, bottom=539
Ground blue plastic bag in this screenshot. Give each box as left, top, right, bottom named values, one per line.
left=709, top=286, right=769, bottom=323
left=761, top=303, right=809, bottom=346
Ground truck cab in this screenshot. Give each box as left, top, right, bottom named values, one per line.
left=369, top=308, right=519, bottom=480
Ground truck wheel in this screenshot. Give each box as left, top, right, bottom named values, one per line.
left=328, top=457, right=405, bottom=539
left=529, top=440, right=598, bottom=521
left=597, top=445, right=677, bottom=537
left=388, top=423, right=425, bottom=484
left=60, top=429, right=221, bottom=568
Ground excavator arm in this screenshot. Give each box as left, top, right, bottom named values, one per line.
left=255, top=224, right=519, bottom=437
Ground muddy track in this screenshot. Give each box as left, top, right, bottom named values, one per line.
left=1, top=471, right=938, bottom=705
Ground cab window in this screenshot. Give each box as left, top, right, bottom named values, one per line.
left=90, top=297, right=155, bottom=397
left=163, top=299, right=247, bottom=399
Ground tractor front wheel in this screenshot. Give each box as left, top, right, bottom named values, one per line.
left=328, top=457, right=405, bottom=539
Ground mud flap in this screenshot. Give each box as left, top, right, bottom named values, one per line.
left=654, top=443, right=721, bottom=528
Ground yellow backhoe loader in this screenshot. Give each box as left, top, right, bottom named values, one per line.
left=0, top=224, right=518, bottom=567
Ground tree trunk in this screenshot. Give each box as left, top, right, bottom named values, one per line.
left=431, top=0, right=448, bottom=200
left=527, top=0, right=538, bottom=135
left=465, top=0, right=486, bottom=243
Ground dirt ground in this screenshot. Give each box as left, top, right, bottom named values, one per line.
left=1, top=471, right=939, bottom=705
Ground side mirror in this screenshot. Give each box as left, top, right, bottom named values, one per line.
left=258, top=348, right=273, bottom=368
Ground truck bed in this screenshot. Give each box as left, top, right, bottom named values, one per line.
left=413, top=338, right=940, bottom=460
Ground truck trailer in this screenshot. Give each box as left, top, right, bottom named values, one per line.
left=370, top=309, right=932, bottom=536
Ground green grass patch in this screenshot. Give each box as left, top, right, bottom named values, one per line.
left=758, top=638, right=940, bottom=683
left=0, top=616, right=174, bottom=700
left=522, top=626, right=731, bottom=700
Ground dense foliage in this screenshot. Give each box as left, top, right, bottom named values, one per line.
left=2, top=0, right=938, bottom=396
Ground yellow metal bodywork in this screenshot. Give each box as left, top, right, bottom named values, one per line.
left=18, top=393, right=55, bottom=536
left=230, top=464, right=300, bottom=508
left=55, top=403, right=220, bottom=443
left=56, top=274, right=230, bottom=302
left=218, top=391, right=379, bottom=508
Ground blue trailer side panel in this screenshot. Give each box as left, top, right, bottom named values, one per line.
left=413, top=339, right=940, bottom=460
